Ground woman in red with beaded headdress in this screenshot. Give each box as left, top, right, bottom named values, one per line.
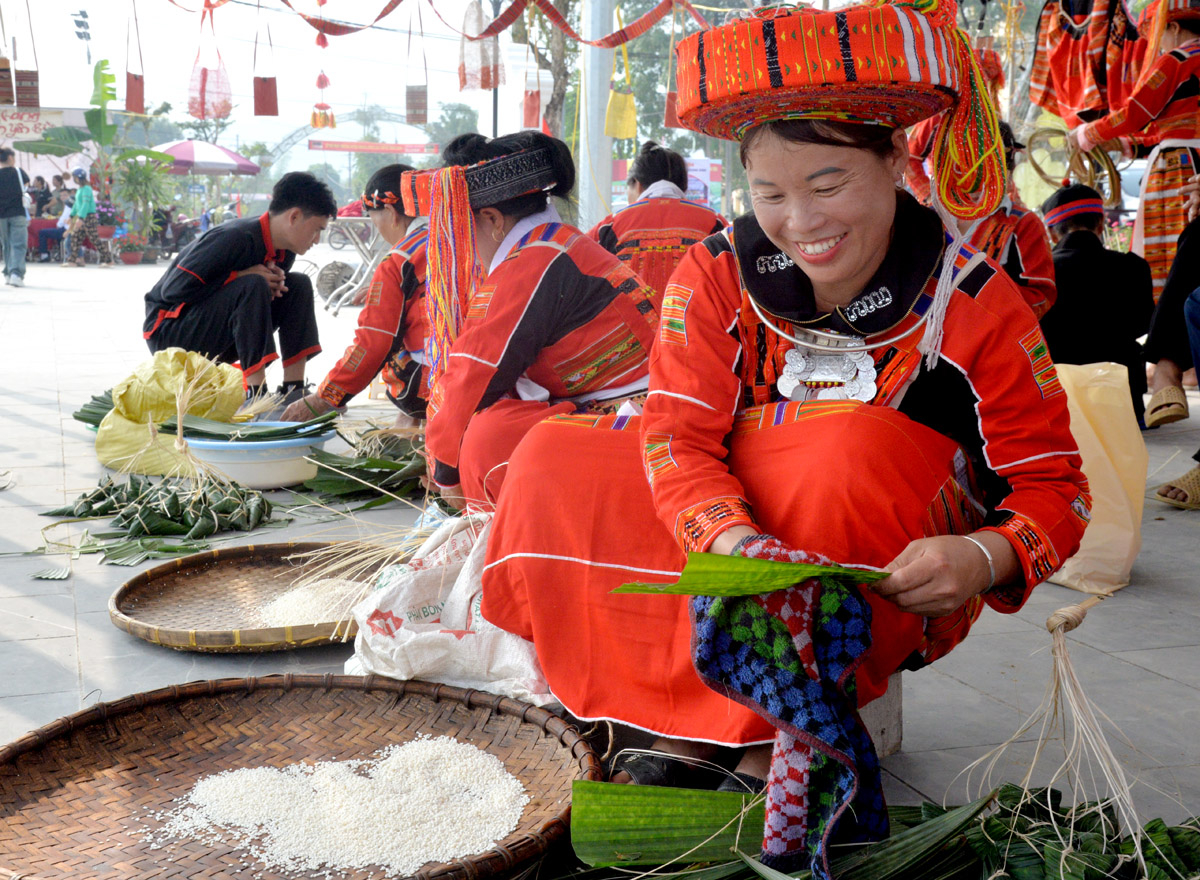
left=403, top=131, right=661, bottom=510
left=588, top=140, right=726, bottom=298
left=478, top=0, right=1088, bottom=874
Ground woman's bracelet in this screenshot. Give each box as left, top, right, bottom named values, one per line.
left=961, top=534, right=996, bottom=591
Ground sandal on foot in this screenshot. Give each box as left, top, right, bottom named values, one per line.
left=716, top=772, right=766, bottom=794
left=1146, top=385, right=1189, bottom=428
left=1157, top=466, right=1200, bottom=510
left=610, top=753, right=681, bottom=787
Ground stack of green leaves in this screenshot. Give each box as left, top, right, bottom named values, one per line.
left=300, top=445, right=426, bottom=508
left=72, top=389, right=114, bottom=428
left=568, top=780, right=1200, bottom=880
left=158, top=411, right=338, bottom=441
left=44, top=476, right=273, bottom=540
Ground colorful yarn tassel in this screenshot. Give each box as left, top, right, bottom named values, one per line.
left=422, top=166, right=481, bottom=413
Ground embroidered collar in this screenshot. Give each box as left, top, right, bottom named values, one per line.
left=733, top=192, right=945, bottom=337
left=489, top=203, right=561, bottom=273
left=258, top=211, right=286, bottom=264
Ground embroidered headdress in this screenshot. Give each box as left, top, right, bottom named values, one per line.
left=673, top=0, right=1004, bottom=223
left=1041, top=183, right=1105, bottom=227
left=674, top=0, right=1004, bottom=366
left=398, top=146, right=562, bottom=404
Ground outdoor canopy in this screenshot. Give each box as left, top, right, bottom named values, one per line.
left=151, top=139, right=261, bottom=176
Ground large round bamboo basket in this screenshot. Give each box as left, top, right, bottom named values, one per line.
left=0, top=675, right=602, bottom=879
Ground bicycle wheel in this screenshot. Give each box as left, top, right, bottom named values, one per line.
left=327, top=226, right=350, bottom=250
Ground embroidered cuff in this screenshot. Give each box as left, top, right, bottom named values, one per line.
left=675, top=496, right=756, bottom=553
left=317, top=381, right=351, bottom=409
left=978, top=514, right=1061, bottom=612
left=1076, top=124, right=1099, bottom=155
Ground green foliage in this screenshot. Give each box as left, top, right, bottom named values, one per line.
left=115, top=150, right=175, bottom=237
left=425, top=103, right=481, bottom=152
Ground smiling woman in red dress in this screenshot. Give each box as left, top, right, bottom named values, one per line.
left=478, top=1, right=1089, bottom=875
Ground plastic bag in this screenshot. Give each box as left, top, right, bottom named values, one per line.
left=347, top=514, right=555, bottom=706
left=94, top=348, right=244, bottom=476
left=604, top=38, right=637, bottom=140
left=1047, top=362, right=1148, bottom=594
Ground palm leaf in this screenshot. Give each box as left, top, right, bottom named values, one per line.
left=31, top=564, right=71, bottom=580
left=571, top=781, right=765, bottom=867
left=616, top=551, right=887, bottom=597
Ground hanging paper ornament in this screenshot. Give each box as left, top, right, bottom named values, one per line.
left=458, top=0, right=505, bottom=91
left=312, top=102, right=336, bottom=128
left=188, top=5, right=232, bottom=120
left=311, top=69, right=334, bottom=128
left=406, top=6, right=429, bottom=124
left=251, top=0, right=278, bottom=116
left=125, top=1, right=146, bottom=115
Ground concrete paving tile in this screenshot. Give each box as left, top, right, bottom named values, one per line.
left=1127, top=764, right=1200, bottom=823
left=0, top=690, right=80, bottom=746
left=75, top=610, right=354, bottom=704
left=935, top=630, right=1200, bottom=767
left=1052, top=591, right=1200, bottom=653
left=0, top=555, right=74, bottom=598
left=1112, top=645, right=1200, bottom=691
left=0, top=595, right=77, bottom=641
left=900, top=667, right=1032, bottom=752
left=2, top=466, right=66, bottom=490
left=881, top=740, right=1054, bottom=806
left=881, top=768, right=926, bottom=806
left=0, top=637, right=78, bottom=698
left=0, top=444, right=62, bottom=468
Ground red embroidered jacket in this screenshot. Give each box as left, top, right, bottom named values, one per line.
left=969, top=204, right=1058, bottom=319
left=427, top=222, right=661, bottom=487
left=640, top=196, right=1089, bottom=608
left=588, top=197, right=726, bottom=298
left=1083, top=40, right=1200, bottom=144
left=317, top=225, right=429, bottom=408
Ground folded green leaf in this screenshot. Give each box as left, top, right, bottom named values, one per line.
left=571, top=780, right=766, bottom=867
left=616, top=551, right=888, bottom=597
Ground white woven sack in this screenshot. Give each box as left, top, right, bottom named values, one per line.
left=347, top=514, right=555, bottom=707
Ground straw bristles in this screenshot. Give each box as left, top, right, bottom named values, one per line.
left=959, top=596, right=1146, bottom=874
left=232, top=390, right=286, bottom=422
left=281, top=522, right=441, bottom=639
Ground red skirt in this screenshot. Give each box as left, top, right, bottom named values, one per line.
left=481, top=400, right=983, bottom=746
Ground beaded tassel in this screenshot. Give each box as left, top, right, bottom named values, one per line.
left=422, top=166, right=480, bottom=399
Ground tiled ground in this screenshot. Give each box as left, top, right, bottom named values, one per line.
left=2, top=250, right=1199, bottom=826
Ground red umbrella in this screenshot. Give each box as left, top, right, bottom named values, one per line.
left=151, top=139, right=261, bottom=176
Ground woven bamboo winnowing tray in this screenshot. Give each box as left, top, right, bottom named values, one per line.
left=109, top=541, right=385, bottom=653
left=0, top=675, right=602, bottom=880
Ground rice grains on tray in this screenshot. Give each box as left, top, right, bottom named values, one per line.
left=144, top=736, right=530, bottom=875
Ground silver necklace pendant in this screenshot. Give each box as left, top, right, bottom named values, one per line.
left=777, top=345, right=878, bottom=402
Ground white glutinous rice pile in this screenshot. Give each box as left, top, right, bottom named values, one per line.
left=254, top=578, right=365, bottom=627
left=147, top=736, right=530, bottom=874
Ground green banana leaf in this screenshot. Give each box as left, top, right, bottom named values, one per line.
left=616, top=551, right=888, bottom=597
left=571, top=781, right=765, bottom=867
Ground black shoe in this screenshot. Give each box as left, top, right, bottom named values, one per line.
left=716, top=772, right=766, bottom=794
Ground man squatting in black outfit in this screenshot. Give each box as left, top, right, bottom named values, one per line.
left=142, top=172, right=337, bottom=401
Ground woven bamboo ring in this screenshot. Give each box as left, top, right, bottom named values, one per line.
left=109, top=541, right=388, bottom=653
left=0, top=675, right=602, bottom=879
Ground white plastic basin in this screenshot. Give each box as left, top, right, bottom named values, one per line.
left=184, top=422, right=337, bottom=489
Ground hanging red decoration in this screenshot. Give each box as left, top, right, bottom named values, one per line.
left=188, top=4, right=232, bottom=120
left=278, top=0, right=403, bottom=47
left=459, top=0, right=505, bottom=91
left=312, top=103, right=336, bottom=128
left=312, top=70, right=335, bottom=128
left=125, top=1, right=146, bottom=114
left=405, top=5, right=429, bottom=125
